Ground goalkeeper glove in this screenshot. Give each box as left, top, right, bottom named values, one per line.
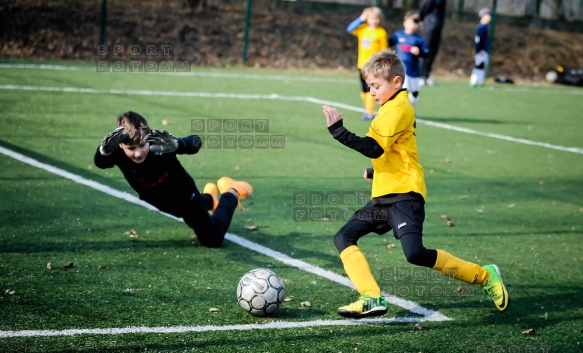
left=145, top=129, right=178, bottom=153
left=100, top=127, right=129, bottom=156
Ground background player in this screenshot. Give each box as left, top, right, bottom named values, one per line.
left=419, top=0, right=446, bottom=86
left=94, top=110, right=253, bottom=248
left=470, top=8, right=491, bottom=87
left=389, top=10, right=430, bottom=106
left=346, top=7, right=388, bottom=120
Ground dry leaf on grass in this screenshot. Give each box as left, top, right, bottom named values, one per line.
left=300, top=301, right=312, bottom=307
left=64, top=262, right=74, bottom=268
left=522, top=328, right=535, bottom=335
left=125, top=229, right=139, bottom=238
left=47, top=263, right=52, bottom=270
left=538, top=313, right=548, bottom=320
left=209, top=307, right=220, bottom=313
left=386, top=243, right=396, bottom=249
left=412, top=323, right=428, bottom=330
left=5, top=289, right=15, bottom=295
left=244, top=225, right=257, bottom=231
left=284, top=296, right=294, bottom=302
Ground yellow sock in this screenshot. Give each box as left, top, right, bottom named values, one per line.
left=360, top=92, right=366, bottom=104
left=433, top=249, right=490, bottom=285
left=340, top=245, right=381, bottom=297
left=364, top=92, right=376, bottom=114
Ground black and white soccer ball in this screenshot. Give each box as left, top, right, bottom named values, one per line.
left=237, top=268, right=285, bottom=317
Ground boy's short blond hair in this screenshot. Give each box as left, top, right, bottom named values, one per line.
left=365, top=6, right=384, bottom=21
left=116, top=110, right=150, bottom=145
left=360, top=50, right=406, bottom=83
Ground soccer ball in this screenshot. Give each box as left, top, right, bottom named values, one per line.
left=237, top=268, right=285, bottom=317
left=545, top=70, right=558, bottom=83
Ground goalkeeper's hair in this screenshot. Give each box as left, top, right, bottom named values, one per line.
left=361, top=50, right=405, bottom=84
left=116, top=110, right=150, bottom=145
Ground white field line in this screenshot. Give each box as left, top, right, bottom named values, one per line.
left=0, top=145, right=451, bottom=338
left=0, top=317, right=425, bottom=338
left=3, top=63, right=583, bottom=95
left=0, top=63, right=355, bottom=84
left=1, top=84, right=581, bottom=155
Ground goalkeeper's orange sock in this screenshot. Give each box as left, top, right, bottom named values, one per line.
left=340, top=245, right=381, bottom=297
left=433, top=249, right=489, bottom=285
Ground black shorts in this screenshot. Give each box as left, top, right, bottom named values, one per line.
left=351, top=200, right=425, bottom=239
left=359, top=70, right=370, bottom=93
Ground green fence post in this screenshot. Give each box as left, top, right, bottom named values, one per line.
left=487, top=0, right=497, bottom=78
left=242, top=0, right=253, bottom=64
left=99, top=0, right=107, bottom=47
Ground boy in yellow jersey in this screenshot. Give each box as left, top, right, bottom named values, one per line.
left=346, top=7, right=388, bottom=120
left=322, top=50, right=508, bottom=318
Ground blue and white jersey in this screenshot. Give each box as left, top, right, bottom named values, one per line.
left=389, top=30, right=430, bottom=78
left=475, top=23, right=489, bottom=53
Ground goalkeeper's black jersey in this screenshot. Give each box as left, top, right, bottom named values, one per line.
left=94, top=136, right=201, bottom=217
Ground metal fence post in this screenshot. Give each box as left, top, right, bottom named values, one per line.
left=487, top=0, right=497, bottom=78
left=243, top=0, right=253, bottom=64
left=99, top=0, right=107, bottom=47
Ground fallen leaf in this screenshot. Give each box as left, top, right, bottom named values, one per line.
left=508, top=203, right=515, bottom=208
left=538, top=313, right=548, bottom=320
left=440, top=214, right=448, bottom=219
left=457, top=286, right=466, bottom=292
left=64, top=262, right=74, bottom=268
left=412, top=323, right=428, bottom=330
left=5, top=289, right=15, bottom=295
left=300, top=301, right=312, bottom=307
left=445, top=218, right=454, bottom=227
left=47, top=263, right=52, bottom=270
left=209, top=307, right=220, bottom=313
left=261, top=319, right=269, bottom=324
left=162, top=119, right=169, bottom=125
left=244, top=225, right=257, bottom=231
left=459, top=195, right=468, bottom=199
left=284, top=296, right=294, bottom=302
left=522, top=328, right=535, bottom=335
left=386, top=243, right=396, bottom=249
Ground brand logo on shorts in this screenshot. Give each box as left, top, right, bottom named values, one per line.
left=398, top=222, right=407, bottom=229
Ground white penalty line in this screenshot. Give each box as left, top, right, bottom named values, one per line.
left=1, top=317, right=427, bottom=338
left=0, top=145, right=451, bottom=338
left=0, top=84, right=581, bottom=155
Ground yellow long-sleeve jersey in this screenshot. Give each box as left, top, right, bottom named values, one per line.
left=350, top=25, right=389, bottom=69
left=365, top=90, right=427, bottom=200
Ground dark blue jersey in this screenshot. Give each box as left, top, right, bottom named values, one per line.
left=475, top=23, right=489, bottom=53
left=389, top=30, right=430, bottom=78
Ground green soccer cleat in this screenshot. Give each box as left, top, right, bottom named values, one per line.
left=482, top=264, right=509, bottom=311
left=337, top=294, right=388, bottom=319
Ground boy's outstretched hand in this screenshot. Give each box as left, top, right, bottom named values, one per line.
left=323, top=105, right=343, bottom=127
left=100, top=127, right=129, bottom=156
left=145, top=129, right=178, bottom=153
